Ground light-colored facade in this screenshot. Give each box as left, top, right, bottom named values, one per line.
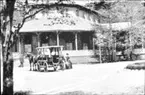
left=12, top=3, right=131, bottom=58
left=13, top=4, right=99, bottom=57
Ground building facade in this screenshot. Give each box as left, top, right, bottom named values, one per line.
left=13, top=4, right=100, bottom=57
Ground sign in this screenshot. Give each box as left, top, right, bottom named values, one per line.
left=25, top=44, right=31, bottom=53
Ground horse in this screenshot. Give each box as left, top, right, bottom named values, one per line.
left=25, top=53, right=38, bottom=71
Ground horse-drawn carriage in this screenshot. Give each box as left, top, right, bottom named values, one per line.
left=27, top=46, right=72, bottom=71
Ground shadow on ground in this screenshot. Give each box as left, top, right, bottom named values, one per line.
left=51, top=86, right=145, bottom=95
left=125, top=62, right=145, bottom=70
left=50, top=91, right=99, bottom=95
left=14, top=91, right=98, bottom=95
left=14, top=91, right=32, bottom=95
left=12, top=85, right=144, bottom=95
left=52, top=89, right=144, bottom=95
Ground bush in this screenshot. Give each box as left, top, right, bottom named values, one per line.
left=125, top=62, right=145, bottom=70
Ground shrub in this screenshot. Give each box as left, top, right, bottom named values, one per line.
left=125, top=62, right=145, bottom=70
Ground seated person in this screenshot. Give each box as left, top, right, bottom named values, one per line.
left=52, top=55, right=59, bottom=63
left=65, top=53, right=70, bottom=61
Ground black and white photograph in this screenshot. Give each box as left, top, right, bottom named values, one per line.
left=0, top=0, right=145, bottom=95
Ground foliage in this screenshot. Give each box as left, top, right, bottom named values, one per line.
left=110, top=1, right=145, bottom=46
left=126, top=62, right=145, bottom=70
left=92, top=0, right=145, bottom=62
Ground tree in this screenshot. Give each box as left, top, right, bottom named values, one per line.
left=111, top=1, right=145, bottom=60
left=94, top=0, right=118, bottom=62
left=1, top=0, right=103, bottom=94
left=0, top=0, right=55, bottom=94
left=1, top=0, right=16, bottom=94
left=92, top=0, right=145, bottom=61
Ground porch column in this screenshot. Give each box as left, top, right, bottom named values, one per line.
left=32, top=34, right=38, bottom=54
left=75, top=32, right=78, bottom=50
left=18, top=36, right=21, bottom=53
left=93, top=38, right=95, bottom=50
left=93, top=37, right=95, bottom=54
left=56, top=31, right=60, bottom=46
left=0, top=36, right=3, bottom=67
left=99, top=37, right=102, bottom=63
left=19, top=34, right=24, bottom=54
left=36, top=32, right=41, bottom=47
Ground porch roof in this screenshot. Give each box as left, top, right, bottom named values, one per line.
left=100, top=22, right=131, bottom=31
left=19, top=16, right=94, bottom=33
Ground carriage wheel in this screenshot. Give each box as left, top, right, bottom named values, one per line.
left=44, top=66, right=47, bottom=72
left=36, top=61, right=41, bottom=71
left=36, top=63, right=39, bottom=71
left=53, top=64, right=58, bottom=71
left=38, top=65, right=40, bottom=71
left=44, top=61, right=47, bottom=72
left=44, top=65, right=47, bottom=72
left=54, top=66, right=57, bottom=71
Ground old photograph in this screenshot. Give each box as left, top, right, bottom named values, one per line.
left=0, top=0, right=145, bottom=95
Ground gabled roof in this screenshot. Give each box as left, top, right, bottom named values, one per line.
left=20, top=16, right=94, bottom=32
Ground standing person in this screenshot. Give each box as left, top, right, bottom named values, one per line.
left=19, top=53, right=24, bottom=67
left=65, top=53, right=72, bottom=69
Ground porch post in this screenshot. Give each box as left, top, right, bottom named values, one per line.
left=36, top=32, right=41, bottom=47
left=18, top=35, right=21, bottom=53
left=99, top=37, right=102, bottom=63
left=56, top=31, right=60, bottom=46
left=93, top=37, right=95, bottom=55
left=19, top=34, right=24, bottom=54
left=0, top=36, right=3, bottom=67
left=93, top=38, right=95, bottom=50
left=75, top=32, right=78, bottom=50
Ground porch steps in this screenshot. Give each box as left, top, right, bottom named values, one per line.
left=70, top=56, right=99, bottom=64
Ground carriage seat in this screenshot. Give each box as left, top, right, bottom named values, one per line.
left=52, top=55, right=59, bottom=63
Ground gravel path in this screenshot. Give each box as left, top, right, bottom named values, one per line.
left=1, top=59, right=145, bottom=95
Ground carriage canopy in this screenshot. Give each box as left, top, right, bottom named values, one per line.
left=36, top=46, right=64, bottom=56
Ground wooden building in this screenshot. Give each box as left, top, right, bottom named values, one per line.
left=13, top=4, right=100, bottom=57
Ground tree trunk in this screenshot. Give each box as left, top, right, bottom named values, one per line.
left=0, top=35, right=3, bottom=95
left=113, top=37, right=116, bottom=62
left=99, top=44, right=102, bottom=63
left=108, top=9, right=113, bottom=62
left=2, top=45, right=14, bottom=95
left=0, top=14, right=2, bottom=93
left=141, top=31, right=144, bottom=50
left=1, top=0, right=16, bottom=94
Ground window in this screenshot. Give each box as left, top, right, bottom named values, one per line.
left=60, top=32, right=75, bottom=50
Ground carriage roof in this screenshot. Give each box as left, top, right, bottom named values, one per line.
left=36, top=46, right=64, bottom=55
left=36, top=46, right=63, bottom=49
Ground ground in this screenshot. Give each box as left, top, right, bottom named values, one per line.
left=1, top=58, right=145, bottom=95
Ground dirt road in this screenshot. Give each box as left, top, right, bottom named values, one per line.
left=12, top=60, right=145, bottom=95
